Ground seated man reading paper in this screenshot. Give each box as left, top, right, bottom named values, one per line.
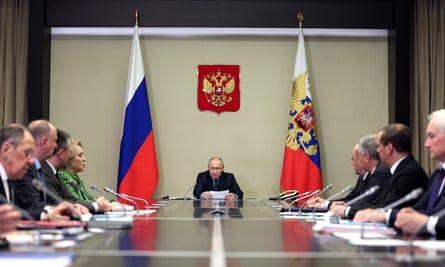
left=193, top=157, right=243, bottom=200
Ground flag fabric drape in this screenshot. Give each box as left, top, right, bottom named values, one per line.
left=280, top=27, right=323, bottom=194
left=117, top=25, right=159, bottom=206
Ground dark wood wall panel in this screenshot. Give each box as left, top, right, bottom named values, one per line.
left=45, top=0, right=393, bottom=28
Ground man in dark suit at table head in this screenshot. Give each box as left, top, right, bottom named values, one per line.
left=193, top=156, right=243, bottom=200
left=353, top=123, right=428, bottom=222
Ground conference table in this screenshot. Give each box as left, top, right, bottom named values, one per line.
left=2, top=199, right=445, bottom=266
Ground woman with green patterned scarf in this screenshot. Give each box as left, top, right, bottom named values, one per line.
left=58, top=140, right=112, bottom=212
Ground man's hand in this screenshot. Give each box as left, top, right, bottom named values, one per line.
left=201, top=192, right=212, bottom=199
left=42, top=202, right=77, bottom=221
left=353, top=208, right=385, bottom=223
left=224, top=193, right=236, bottom=201
left=0, top=204, right=20, bottom=233
left=394, top=207, right=428, bottom=234
left=329, top=202, right=347, bottom=217
left=74, top=203, right=90, bottom=214
left=306, top=196, right=324, bottom=208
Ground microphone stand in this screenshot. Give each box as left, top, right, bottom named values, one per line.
left=408, top=207, right=445, bottom=256
left=120, top=193, right=149, bottom=209
left=289, top=190, right=321, bottom=213
left=0, top=193, right=41, bottom=246
left=89, top=184, right=111, bottom=220
left=103, top=187, right=140, bottom=214
left=325, top=185, right=381, bottom=224
left=31, top=179, right=81, bottom=221
left=326, top=185, right=354, bottom=201
left=359, top=188, right=424, bottom=239
left=184, top=184, right=195, bottom=200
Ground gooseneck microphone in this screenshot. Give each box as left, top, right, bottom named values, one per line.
left=359, top=188, right=424, bottom=239
left=381, top=188, right=424, bottom=211
left=0, top=193, right=42, bottom=246
left=0, top=193, right=35, bottom=222
left=91, top=185, right=126, bottom=215
left=324, top=185, right=380, bottom=224
left=326, top=185, right=354, bottom=201
left=120, top=193, right=149, bottom=209
left=103, top=187, right=140, bottom=212
left=408, top=207, right=445, bottom=256
left=289, top=189, right=321, bottom=206
left=31, top=179, right=81, bottom=221
left=184, top=184, right=195, bottom=200
left=269, top=190, right=299, bottom=201
left=299, top=184, right=333, bottom=211
left=344, top=185, right=380, bottom=206
left=90, top=184, right=104, bottom=195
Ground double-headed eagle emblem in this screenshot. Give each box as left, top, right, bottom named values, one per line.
left=202, top=69, right=235, bottom=107
left=286, top=71, right=319, bottom=156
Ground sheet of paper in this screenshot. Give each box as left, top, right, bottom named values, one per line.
left=0, top=253, right=74, bottom=267
left=413, top=240, right=445, bottom=250
left=348, top=238, right=408, bottom=247
left=210, top=190, right=229, bottom=199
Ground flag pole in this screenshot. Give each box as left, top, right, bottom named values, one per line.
left=135, top=10, right=139, bottom=27
left=297, top=11, right=303, bottom=29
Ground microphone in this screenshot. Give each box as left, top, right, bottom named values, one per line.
left=326, top=185, right=354, bottom=201
left=0, top=193, right=35, bottom=222
left=103, top=187, right=140, bottom=212
left=299, top=185, right=332, bottom=211
left=324, top=185, right=380, bottom=224
left=120, top=193, right=149, bottom=209
left=184, top=184, right=195, bottom=200
left=408, top=207, right=445, bottom=256
left=344, top=185, right=380, bottom=206
left=31, top=179, right=81, bottom=221
left=381, top=188, right=424, bottom=211
left=0, top=193, right=42, bottom=246
left=90, top=184, right=104, bottom=195
left=359, top=188, right=424, bottom=238
left=92, top=185, right=127, bottom=216
left=289, top=189, right=321, bottom=206
left=269, top=190, right=298, bottom=201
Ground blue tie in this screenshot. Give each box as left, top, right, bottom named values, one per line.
left=37, top=167, right=47, bottom=203
left=427, top=168, right=445, bottom=213
left=213, top=179, right=219, bottom=191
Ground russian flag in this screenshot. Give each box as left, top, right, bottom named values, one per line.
left=280, top=26, right=323, bottom=194
left=117, top=25, right=159, bottom=206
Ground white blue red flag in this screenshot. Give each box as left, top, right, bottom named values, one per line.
left=117, top=25, right=159, bottom=205
left=280, top=27, right=323, bottom=194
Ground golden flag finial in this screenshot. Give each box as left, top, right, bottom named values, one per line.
left=135, top=10, right=139, bottom=27
left=297, top=12, right=303, bottom=28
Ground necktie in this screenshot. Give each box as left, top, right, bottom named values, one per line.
left=213, top=179, right=219, bottom=191
left=37, top=167, right=47, bottom=203
left=427, top=168, right=445, bottom=213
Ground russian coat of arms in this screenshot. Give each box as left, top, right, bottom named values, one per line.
left=197, top=65, right=240, bottom=114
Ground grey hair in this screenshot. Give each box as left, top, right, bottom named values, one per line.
left=428, top=109, right=445, bottom=135
left=358, top=133, right=380, bottom=161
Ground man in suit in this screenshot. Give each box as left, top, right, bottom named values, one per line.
left=44, top=129, right=109, bottom=213
left=353, top=123, right=428, bottom=222
left=307, top=143, right=366, bottom=209
left=0, top=124, right=34, bottom=232
left=386, top=109, right=445, bottom=237
left=0, top=123, right=75, bottom=232
left=11, top=120, right=80, bottom=220
left=330, top=134, right=390, bottom=218
left=193, top=156, right=243, bottom=200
